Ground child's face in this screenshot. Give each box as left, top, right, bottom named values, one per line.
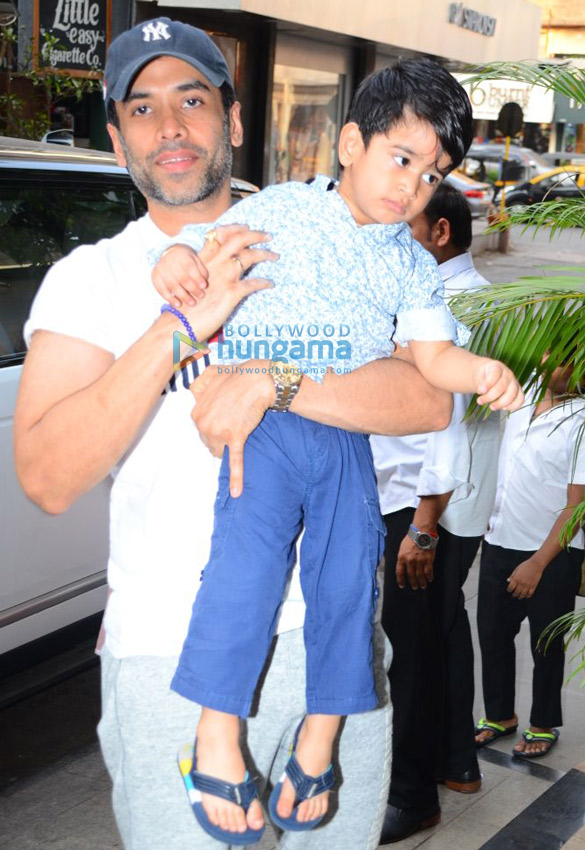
left=338, top=112, right=452, bottom=227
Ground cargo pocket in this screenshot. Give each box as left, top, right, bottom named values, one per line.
left=365, top=496, right=386, bottom=613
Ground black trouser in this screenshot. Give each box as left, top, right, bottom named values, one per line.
left=382, top=507, right=481, bottom=812
left=478, top=540, right=581, bottom=729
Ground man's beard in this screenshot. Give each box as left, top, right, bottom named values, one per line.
left=119, top=118, right=233, bottom=207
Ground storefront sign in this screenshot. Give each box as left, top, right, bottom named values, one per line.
left=34, top=0, right=111, bottom=76
left=454, top=75, right=555, bottom=124
left=448, top=4, right=496, bottom=37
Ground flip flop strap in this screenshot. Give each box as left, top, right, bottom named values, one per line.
left=476, top=718, right=506, bottom=733
left=191, top=769, right=258, bottom=810
left=284, top=753, right=335, bottom=801
left=523, top=730, right=556, bottom=742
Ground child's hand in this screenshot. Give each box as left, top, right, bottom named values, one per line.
left=152, top=244, right=209, bottom=309
left=474, top=359, right=524, bottom=411
left=507, top=557, right=545, bottom=599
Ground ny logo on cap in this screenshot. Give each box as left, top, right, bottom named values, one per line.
left=142, top=21, right=171, bottom=42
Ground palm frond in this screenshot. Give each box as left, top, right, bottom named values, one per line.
left=451, top=276, right=585, bottom=402
left=539, top=608, right=585, bottom=684
left=561, top=498, right=585, bottom=547
left=487, top=200, right=585, bottom=238
left=462, top=61, right=585, bottom=105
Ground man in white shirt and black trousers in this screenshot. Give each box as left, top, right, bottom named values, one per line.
left=372, top=184, right=500, bottom=844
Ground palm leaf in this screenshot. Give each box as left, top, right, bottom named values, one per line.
left=539, top=608, right=585, bottom=684
left=487, top=201, right=585, bottom=238
left=451, top=277, right=585, bottom=412
left=461, top=62, right=585, bottom=105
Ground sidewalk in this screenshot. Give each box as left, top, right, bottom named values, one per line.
left=1, top=558, right=584, bottom=850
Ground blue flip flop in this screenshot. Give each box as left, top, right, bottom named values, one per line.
left=178, top=742, right=265, bottom=846
left=268, top=722, right=336, bottom=832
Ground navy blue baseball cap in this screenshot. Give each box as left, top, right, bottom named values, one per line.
left=103, top=17, right=233, bottom=111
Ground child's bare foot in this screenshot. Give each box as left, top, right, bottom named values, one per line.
left=196, top=708, right=264, bottom=834
left=277, top=715, right=339, bottom=824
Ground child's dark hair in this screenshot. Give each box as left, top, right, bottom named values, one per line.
left=423, top=183, right=473, bottom=251
left=346, top=59, right=473, bottom=172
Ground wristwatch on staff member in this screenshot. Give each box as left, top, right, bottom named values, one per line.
left=407, top=524, right=439, bottom=550
left=270, top=360, right=303, bottom=412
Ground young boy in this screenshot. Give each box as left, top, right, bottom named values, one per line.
left=153, top=61, right=523, bottom=844
left=475, top=361, right=584, bottom=759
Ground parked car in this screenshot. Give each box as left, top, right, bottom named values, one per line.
left=0, top=136, right=257, bottom=682
left=459, top=144, right=550, bottom=199
left=444, top=169, right=494, bottom=217
left=503, top=166, right=585, bottom=207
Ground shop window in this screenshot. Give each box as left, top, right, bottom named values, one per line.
left=269, top=65, right=343, bottom=185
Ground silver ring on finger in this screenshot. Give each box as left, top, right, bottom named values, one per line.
left=231, top=254, right=245, bottom=277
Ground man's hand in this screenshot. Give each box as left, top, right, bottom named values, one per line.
left=174, top=225, right=278, bottom=343
left=474, top=358, right=524, bottom=411
left=507, top=556, right=545, bottom=599
left=190, top=361, right=275, bottom=497
left=396, top=535, right=436, bottom=590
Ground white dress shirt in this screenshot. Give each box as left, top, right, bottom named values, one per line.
left=486, top=395, right=585, bottom=551
left=371, top=250, right=501, bottom=537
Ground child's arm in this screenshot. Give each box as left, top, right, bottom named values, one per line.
left=409, top=339, right=524, bottom=411
left=507, top=483, right=584, bottom=599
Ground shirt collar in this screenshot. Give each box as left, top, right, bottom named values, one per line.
left=439, top=251, right=474, bottom=283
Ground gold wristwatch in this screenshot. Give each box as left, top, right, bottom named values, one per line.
left=270, top=361, right=303, bottom=412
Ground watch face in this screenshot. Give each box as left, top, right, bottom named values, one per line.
left=417, top=533, right=433, bottom=549
left=271, top=361, right=302, bottom=387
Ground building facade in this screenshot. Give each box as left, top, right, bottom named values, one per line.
left=2, top=0, right=545, bottom=182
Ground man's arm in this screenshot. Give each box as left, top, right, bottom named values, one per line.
left=292, top=353, right=453, bottom=435
left=395, top=492, right=453, bottom=591
left=14, top=316, right=177, bottom=514
left=14, top=228, right=274, bottom=514
left=506, top=483, right=584, bottom=599
left=190, top=350, right=453, bottom=497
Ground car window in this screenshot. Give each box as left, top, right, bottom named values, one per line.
left=537, top=172, right=579, bottom=191
left=0, top=181, right=144, bottom=364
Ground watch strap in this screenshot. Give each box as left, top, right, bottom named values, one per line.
left=271, top=381, right=301, bottom=412
left=407, top=524, right=439, bottom=550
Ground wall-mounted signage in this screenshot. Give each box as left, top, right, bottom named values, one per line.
left=34, top=0, right=111, bottom=76
left=448, top=3, right=496, bottom=37
left=454, top=75, right=555, bottom=124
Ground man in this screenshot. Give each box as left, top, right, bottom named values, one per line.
left=13, top=19, right=452, bottom=850
left=371, top=184, right=501, bottom=844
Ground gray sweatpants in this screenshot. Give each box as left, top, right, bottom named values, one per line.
left=98, top=625, right=392, bottom=850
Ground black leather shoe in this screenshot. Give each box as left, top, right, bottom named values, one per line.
left=441, top=766, right=482, bottom=794
left=379, top=803, right=441, bottom=844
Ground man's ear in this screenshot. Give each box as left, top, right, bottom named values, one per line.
left=338, top=122, right=363, bottom=167
left=107, top=121, right=127, bottom=168
left=434, top=216, right=452, bottom=249
left=229, top=101, right=244, bottom=149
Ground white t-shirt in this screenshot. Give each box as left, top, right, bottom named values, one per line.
left=24, top=214, right=305, bottom=658
left=371, top=251, right=500, bottom=537
left=486, top=395, right=585, bottom=551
